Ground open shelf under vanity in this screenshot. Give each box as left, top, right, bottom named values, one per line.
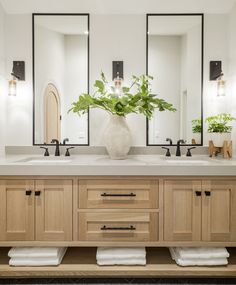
left=0, top=247, right=236, bottom=278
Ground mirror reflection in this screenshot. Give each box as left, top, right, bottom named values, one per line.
left=147, top=14, right=203, bottom=145
left=33, top=14, right=89, bottom=145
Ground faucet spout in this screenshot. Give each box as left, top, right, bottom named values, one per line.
left=51, top=139, right=60, bottom=156
left=176, top=139, right=185, bottom=157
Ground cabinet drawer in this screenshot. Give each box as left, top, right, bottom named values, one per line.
left=78, top=179, right=159, bottom=209
left=78, top=212, right=158, bottom=241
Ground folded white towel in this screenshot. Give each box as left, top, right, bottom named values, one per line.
left=8, top=247, right=66, bottom=258
left=169, top=248, right=228, bottom=267
left=9, top=248, right=67, bottom=267
left=96, top=247, right=146, bottom=260
left=97, top=258, right=146, bottom=266
left=173, top=247, right=229, bottom=260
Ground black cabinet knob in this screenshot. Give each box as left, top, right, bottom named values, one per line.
left=25, top=190, right=32, bottom=196
left=195, top=191, right=202, bottom=197
left=35, top=191, right=41, bottom=196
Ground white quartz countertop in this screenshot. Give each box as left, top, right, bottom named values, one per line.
left=0, top=154, right=236, bottom=176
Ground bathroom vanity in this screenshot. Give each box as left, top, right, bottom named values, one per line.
left=0, top=155, right=236, bottom=277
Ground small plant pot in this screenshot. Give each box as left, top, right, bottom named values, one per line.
left=192, top=133, right=201, bottom=144
left=209, top=132, right=231, bottom=147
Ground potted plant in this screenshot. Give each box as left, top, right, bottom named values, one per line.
left=69, top=72, right=176, bottom=159
left=205, top=113, right=236, bottom=147
left=192, top=119, right=202, bottom=144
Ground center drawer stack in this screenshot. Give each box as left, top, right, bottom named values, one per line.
left=75, top=179, right=160, bottom=242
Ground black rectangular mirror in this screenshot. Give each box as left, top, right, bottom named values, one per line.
left=146, top=14, right=204, bottom=146
left=33, top=13, right=90, bottom=146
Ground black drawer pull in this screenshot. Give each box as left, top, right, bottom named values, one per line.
left=101, top=225, right=136, bottom=231
left=101, top=193, right=136, bottom=197
left=195, top=191, right=202, bottom=197
left=25, top=190, right=32, bottom=196
left=35, top=191, right=41, bottom=196
left=205, top=191, right=211, bottom=196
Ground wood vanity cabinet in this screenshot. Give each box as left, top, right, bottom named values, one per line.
left=75, top=178, right=159, bottom=242
left=202, top=180, right=236, bottom=242
left=0, top=180, right=35, bottom=241
left=164, top=180, right=202, bottom=242
left=0, top=179, right=73, bottom=241
left=164, top=179, right=236, bottom=242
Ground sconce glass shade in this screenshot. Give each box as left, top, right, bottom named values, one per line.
left=114, top=75, right=123, bottom=96
left=8, top=78, right=17, bottom=96
left=217, top=75, right=226, bottom=97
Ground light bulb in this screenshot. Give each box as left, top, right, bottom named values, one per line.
left=8, top=78, right=17, bottom=96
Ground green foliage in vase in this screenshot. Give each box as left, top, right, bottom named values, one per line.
left=192, top=119, right=202, bottom=133
left=69, top=72, right=176, bottom=119
left=206, top=113, right=236, bottom=133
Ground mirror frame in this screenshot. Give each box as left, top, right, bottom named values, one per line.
left=146, top=13, right=204, bottom=146
left=32, top=13, right=90, bottom=146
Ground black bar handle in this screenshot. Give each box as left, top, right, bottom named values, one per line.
left=35, top=191, right=41, bottom=197
left=205, top=191, right=211, bottom=196
left=195, top=191, right=202, bottom=197
left=25, top=190, right=32, bottom=196
left=101, top=225, right=136, bottom=231
left=101, top=193, right=136, bottom=197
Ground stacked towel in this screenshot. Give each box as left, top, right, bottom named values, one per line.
left=8, top=247, right=67, bottom=266
left=96, top=247, right=146, bottom=266
left=169, top=247, right=229, bottom=267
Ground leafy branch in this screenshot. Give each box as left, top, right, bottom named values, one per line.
left=69, top=72, right=176, bottom=119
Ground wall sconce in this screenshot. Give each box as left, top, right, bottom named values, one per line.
left=8, top=61, right=25, bottom=96
left=113, top=61, right=123, bottom=96
left=210, top=61, right=226, bottom=97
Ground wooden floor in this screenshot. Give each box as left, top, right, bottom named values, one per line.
left=0, top=247, right=236, bottom=278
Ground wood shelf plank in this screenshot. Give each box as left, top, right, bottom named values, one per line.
left=0, top=248, right=236, bottom=278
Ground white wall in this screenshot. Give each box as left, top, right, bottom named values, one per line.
left=1, top=13, right=233, bottom=147
left=203, top=14, right=229, bottom=145
left=148, top=35, right=181, bottom=144
left=5, top=15, right=32, bottom=146
left=35, top=25, right=65, bottom=143
left=182, top=24, right=202, bottom=142
left=64, top=35, right=88, bottom=144
left=228, top=3, right=236, bottom=153
left=0, top=2, right=6, bottom=152
left=34, top=25, right=88, bottom=144
left=90, top=15, right=146, bottom=146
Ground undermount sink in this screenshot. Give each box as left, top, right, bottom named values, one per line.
left=164, top=159, right=210, bottom=164
left=15, top=157, right=72, bottom=164
left=140, top=155, right=216, bottom=165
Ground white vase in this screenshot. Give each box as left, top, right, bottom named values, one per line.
left=103, top=115, right=132, bottom=160
left=209, top=132, right=231, bottom=147
left=192, top=133, right=201, bottom=144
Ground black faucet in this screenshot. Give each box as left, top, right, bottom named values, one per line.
left=63, top=138, right=69, bottom=145
left=51, top=139, right=60, bottom=156
left=166, top=138, right=173, bottom=145
left=176, top=139, right=185, bottom=156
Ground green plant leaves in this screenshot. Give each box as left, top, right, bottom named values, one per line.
left=205, top=113, right=236, bottom=133
left=69, top=72, right=177, bottom=118
left=192, top=119, right=202, bottom=133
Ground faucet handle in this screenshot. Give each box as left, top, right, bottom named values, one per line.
left=186, top=147, right=196, bottom=157
left=40, top=147, right=50, bottom=157
left=162, top=147, right=171, bottom=157
left=65, top=147, right=74, bottom=157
